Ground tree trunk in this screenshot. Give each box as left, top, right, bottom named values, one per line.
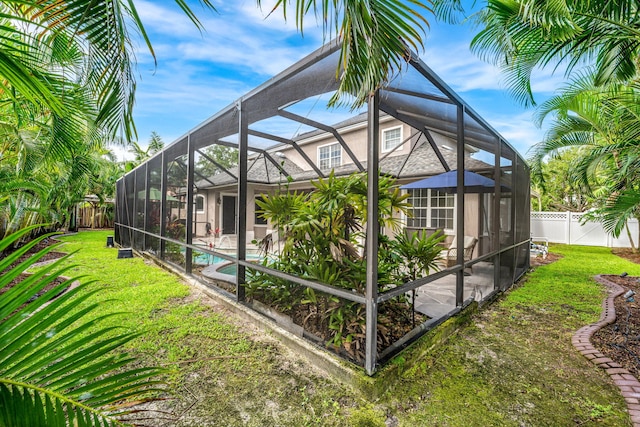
left=67, top=207, right=77, bottom=232
left=625, top=221, right=637, bottom=253
left=91, top=202, right=98, bottom=229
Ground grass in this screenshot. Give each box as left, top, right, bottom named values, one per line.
left=383, top=244, right=640, bottom=426
left=52, top=231, right=356, bottom=426
left=52, top=231, right=640, bottom=426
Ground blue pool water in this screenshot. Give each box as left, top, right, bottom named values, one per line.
left=191, top=250, right=261, bottom=266
left=193, top=253, right=228, bottom=265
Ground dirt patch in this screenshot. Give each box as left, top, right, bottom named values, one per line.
left=529, top=252, right=562, bottom=267
left=0, top=274, right=71, bottom=311
left=612, top=248, right=640, bottom=265
left=2, top=238, right=66, bottom=271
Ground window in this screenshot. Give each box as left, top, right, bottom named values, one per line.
left=195, top=195, right=205, bottom=213
left=382, top=126, right=402, bottom=152
left=406, top=189, right=454, bottom=230
left=318, top=143, right=341, bottom=170
left=255, top=196, right=267, bottom=225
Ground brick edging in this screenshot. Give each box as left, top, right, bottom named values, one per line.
left=572, top=275, right=640, bottom=426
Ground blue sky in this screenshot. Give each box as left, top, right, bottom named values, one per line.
left=118, top=1, right=565, bottom=161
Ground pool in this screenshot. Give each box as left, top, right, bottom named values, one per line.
left=199, top=258, right=264, bottom=284
left=217, top=264, right=237, bottom=275
left=193, top=253, right=228, bottom=265
left=190, top=244, right=261, bottom=266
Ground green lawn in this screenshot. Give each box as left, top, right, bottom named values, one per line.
left=54, top=231, right=640, bottom=426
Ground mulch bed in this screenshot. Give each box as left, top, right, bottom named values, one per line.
left=590, top=248, right=640, bottom=378
left=3, top=238, right=67, bottom=268
left=1, top=238, right=69, bottom=306
left=591, top=275, right=640, bottom=377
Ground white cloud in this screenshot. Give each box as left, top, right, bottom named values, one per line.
left=424, top=42, right=567, bottom=97
left=108, top=144, right=135, bottom=162
left=488, top=111, right=546, bottom=156
left=175, top=40, right=309, bottom=76
left=134, top=0, right=201, bottom=37
left=133, top=1, right=321, bottom=76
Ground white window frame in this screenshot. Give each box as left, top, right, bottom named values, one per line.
left=405, top=189, right=456, bottom=232
left=317, top=142, right=342, bottom=170
left=195, top=194, right=205, bottom=214
left=381, top=125, right=403, bottom=153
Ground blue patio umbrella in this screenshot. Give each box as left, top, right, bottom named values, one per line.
left=400, top=170, right=500, bottom=193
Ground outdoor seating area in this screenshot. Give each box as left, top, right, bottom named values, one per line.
left=442, top=235, right=478, bottom=268
left=114, top=41, right=531, bottom=375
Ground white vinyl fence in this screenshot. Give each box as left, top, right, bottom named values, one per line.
left=531, top=211, right=639, bottom=248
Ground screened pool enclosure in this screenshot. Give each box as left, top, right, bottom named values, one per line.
left=115, top=42, right=530, bottom=375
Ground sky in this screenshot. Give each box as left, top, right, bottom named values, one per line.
left=117, top=0, right=566, bottom=161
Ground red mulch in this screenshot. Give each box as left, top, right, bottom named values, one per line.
left=590, top=249, right=640, bottom=378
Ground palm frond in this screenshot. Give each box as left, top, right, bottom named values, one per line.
left=472, top=0, right=640, bottom=106
left=263, top=0, right=431, bottom=107
left=0, top=230, right=166, bottom=425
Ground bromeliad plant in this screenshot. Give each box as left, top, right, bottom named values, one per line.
left=0, top=225, right=165, bottom=426
left=247, top=172, right=443, bottom=359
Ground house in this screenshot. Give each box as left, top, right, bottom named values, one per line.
left=189, top=112, right=500, bottom=260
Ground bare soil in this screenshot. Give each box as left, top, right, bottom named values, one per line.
left=591, top=248, right=640, bottom=378
left=529, top=251, right=563, bottom=267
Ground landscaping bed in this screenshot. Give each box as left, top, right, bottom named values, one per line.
left=591, top=274, right=640, bottom=378
left=1, top=238, right=69, bottom=304
left=3, top=238, right=66, bottom=268
left=249, top=292, right=427, bottom=363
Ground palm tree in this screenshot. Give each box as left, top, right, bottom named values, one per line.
left=467, top=0, right=640, bottom=106
left=125, top=131, right=165, bottom=172
left=530, top=147, right=595, bottom=211
left=1, top=1, right=431, bottom=134
left=0, top=1, right=219, bottom=141
left=0, top=226, right=165, bottom=426
left=529, top=74, right=640, bottom=249
left=433, top=0, right=640, bottom=248
left=260, top=1, right=431, bottom=105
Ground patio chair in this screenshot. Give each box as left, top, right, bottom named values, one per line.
left=442, top=235, right=478, bottom=268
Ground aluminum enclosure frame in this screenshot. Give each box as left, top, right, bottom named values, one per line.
left=115, top=41, right=531, bottom=375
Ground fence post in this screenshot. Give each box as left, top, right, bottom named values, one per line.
left=566, top=211, right=571, bottom=244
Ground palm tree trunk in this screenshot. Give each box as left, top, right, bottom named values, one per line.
left=626, top=221, right=637, bottom=253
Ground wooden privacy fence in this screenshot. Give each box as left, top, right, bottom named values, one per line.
left=531, top=211, right=639, bottom=248
left=76, top=203, right=114, bottom=229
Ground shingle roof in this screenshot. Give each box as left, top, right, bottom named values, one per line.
left=195, top=138, right=492, bottom=189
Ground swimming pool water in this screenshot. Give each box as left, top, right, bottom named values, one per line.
left=217, top=264, right=237, bottom=275
left=191, top=251, right=261, bottom=266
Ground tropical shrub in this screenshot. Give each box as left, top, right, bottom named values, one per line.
left=247, top=172, right=443, bottom=360
left=0, top=226, right=164, bottom=426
